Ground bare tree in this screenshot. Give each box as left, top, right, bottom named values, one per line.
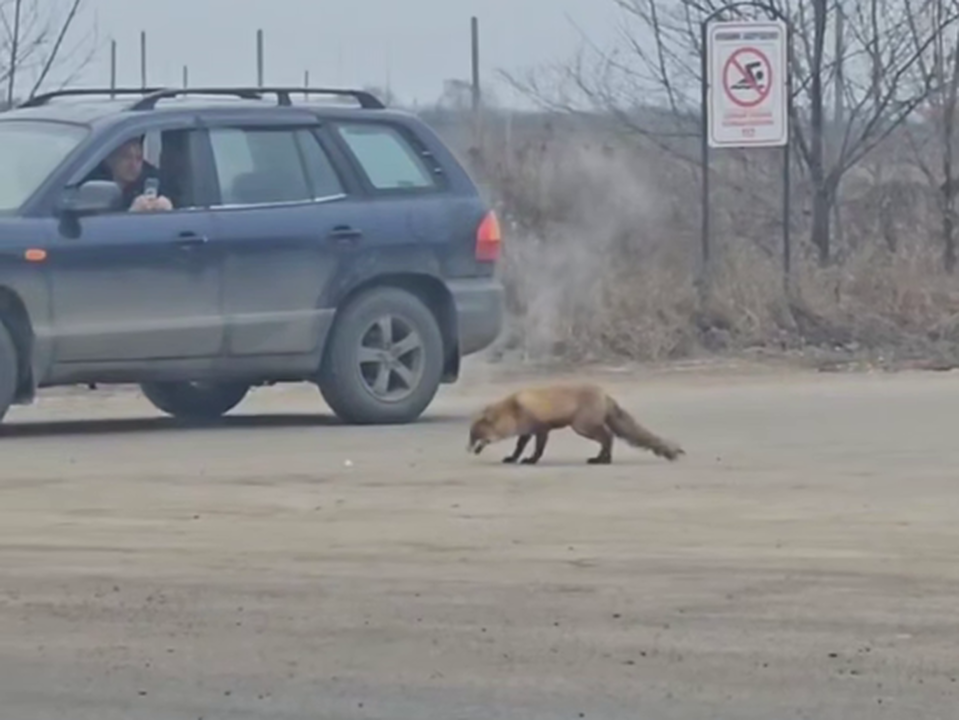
left=902, top=0, right=959, bottom=272
left=0, top=0, right=95, bottom=105
left=3, top=0, right=20, bottom=104
left=505, top=0, right=958, bottom=265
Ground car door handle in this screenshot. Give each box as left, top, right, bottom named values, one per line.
left=327, top=226, right=363, bottom=244
left=173, top=231, right=208, bottom=250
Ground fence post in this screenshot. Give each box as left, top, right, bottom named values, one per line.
left=470, top=16, right=481, bottom=151
left=109, top=39, right=117, bottom=97
left=256, top=29, right=264, bottom=87
left=139, top=31, right=147, bottom=89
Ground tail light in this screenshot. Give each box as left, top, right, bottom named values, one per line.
left=475, top=210, right=502, bottom=262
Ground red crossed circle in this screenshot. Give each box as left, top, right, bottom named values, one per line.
left=722, top=47, right=773, bottom=108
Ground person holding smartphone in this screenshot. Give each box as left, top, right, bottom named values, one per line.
left=100, top=136, right=173, bottom=212
left=129, top=176, right=173, bottom=212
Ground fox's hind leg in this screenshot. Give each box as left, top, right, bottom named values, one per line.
left=503, top=434, right=531, bottom=463
left=520, top=430, right=549, bottom=464
left=572, top=420, right=613, bottom=464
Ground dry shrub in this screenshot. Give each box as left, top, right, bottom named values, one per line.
left=472, top=118, right=958, bottom=365
left=798, top=240, right=958, bottom=348
left=700, top=241, right=794, bottom=347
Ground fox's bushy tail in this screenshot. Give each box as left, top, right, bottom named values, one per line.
left=605, top=398, right=684, bottom=461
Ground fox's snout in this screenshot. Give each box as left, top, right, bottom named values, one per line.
left=467, top=422, right=491, bottom=454
left=467, top=435, right=488, bottom=454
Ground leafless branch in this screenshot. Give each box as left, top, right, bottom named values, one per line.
left=0, top=0, right=94, bottom=102
left=896, top=0, right=959, bottom=269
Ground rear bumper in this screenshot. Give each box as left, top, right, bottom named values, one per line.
left=447, top=277, right=505, bottom=356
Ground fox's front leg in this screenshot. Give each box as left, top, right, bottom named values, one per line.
left=520, top=430, right=549, bottom=464
left=503, top=434, right=531, bottom=463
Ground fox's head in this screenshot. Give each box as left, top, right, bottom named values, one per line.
left=467, top=416, right=495, bottom=454
left=467, top=404, right=513, bottom=454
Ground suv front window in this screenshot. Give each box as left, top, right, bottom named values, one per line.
left=0, top=120, right=88, bottom=213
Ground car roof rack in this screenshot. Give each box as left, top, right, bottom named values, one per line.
left=129, top=87, right=385, bottom=110
left=18, top=87, right=168, bottom=108
left=17, top=86, right=385, bottom=111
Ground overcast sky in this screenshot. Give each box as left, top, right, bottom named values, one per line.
left=66, top=0, right=622, bottom=106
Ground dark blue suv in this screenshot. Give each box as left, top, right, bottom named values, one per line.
left=0, top=87, right=504, bottom=425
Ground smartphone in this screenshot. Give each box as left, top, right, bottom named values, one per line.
left=144, top=177, right=159, bottom=199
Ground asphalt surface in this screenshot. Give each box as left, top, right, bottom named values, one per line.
left=0, top=366, right=956, bottom=720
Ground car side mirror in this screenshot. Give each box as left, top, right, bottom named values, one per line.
left=58, top=180, right=121, bottom=216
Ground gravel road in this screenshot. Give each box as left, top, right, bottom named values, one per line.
left=0, top=367, right=955, bottom=720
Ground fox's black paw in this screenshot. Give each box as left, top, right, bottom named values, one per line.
left=502, top=456, right=518, bottom=464
left=587, top=456, right=612, bottom=465
left=520, top=457, right=540, bottom=465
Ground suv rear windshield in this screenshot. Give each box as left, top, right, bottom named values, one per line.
left=0, top=120, right=88, bottom=213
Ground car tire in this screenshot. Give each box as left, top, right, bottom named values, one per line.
left=318, top=286, right=444, bottom=425
left=0, top=321, right=18, bottom=424
left=140, top=381, right=249, bottom=421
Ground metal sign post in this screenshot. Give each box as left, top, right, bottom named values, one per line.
left=700, top=8, right=792, bottom=292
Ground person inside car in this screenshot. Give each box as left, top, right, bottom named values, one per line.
left=91, top=136, right=174, bottom=212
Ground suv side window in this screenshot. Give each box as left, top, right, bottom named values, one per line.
left=209, top=127, right=325, bottom=206
left=334, top=122, right=436, bottom=191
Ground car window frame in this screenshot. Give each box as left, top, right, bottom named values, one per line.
left=197, top=118, right=349, bottom=211
left=326, top=119, right=448, bottom=198
left=55, top=115, right=211, bottom=217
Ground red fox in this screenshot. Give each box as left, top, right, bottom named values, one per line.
left=467, top=382, right=684, bottom=465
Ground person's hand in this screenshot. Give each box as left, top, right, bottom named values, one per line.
left=129, top=194, right=173, bottom=212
